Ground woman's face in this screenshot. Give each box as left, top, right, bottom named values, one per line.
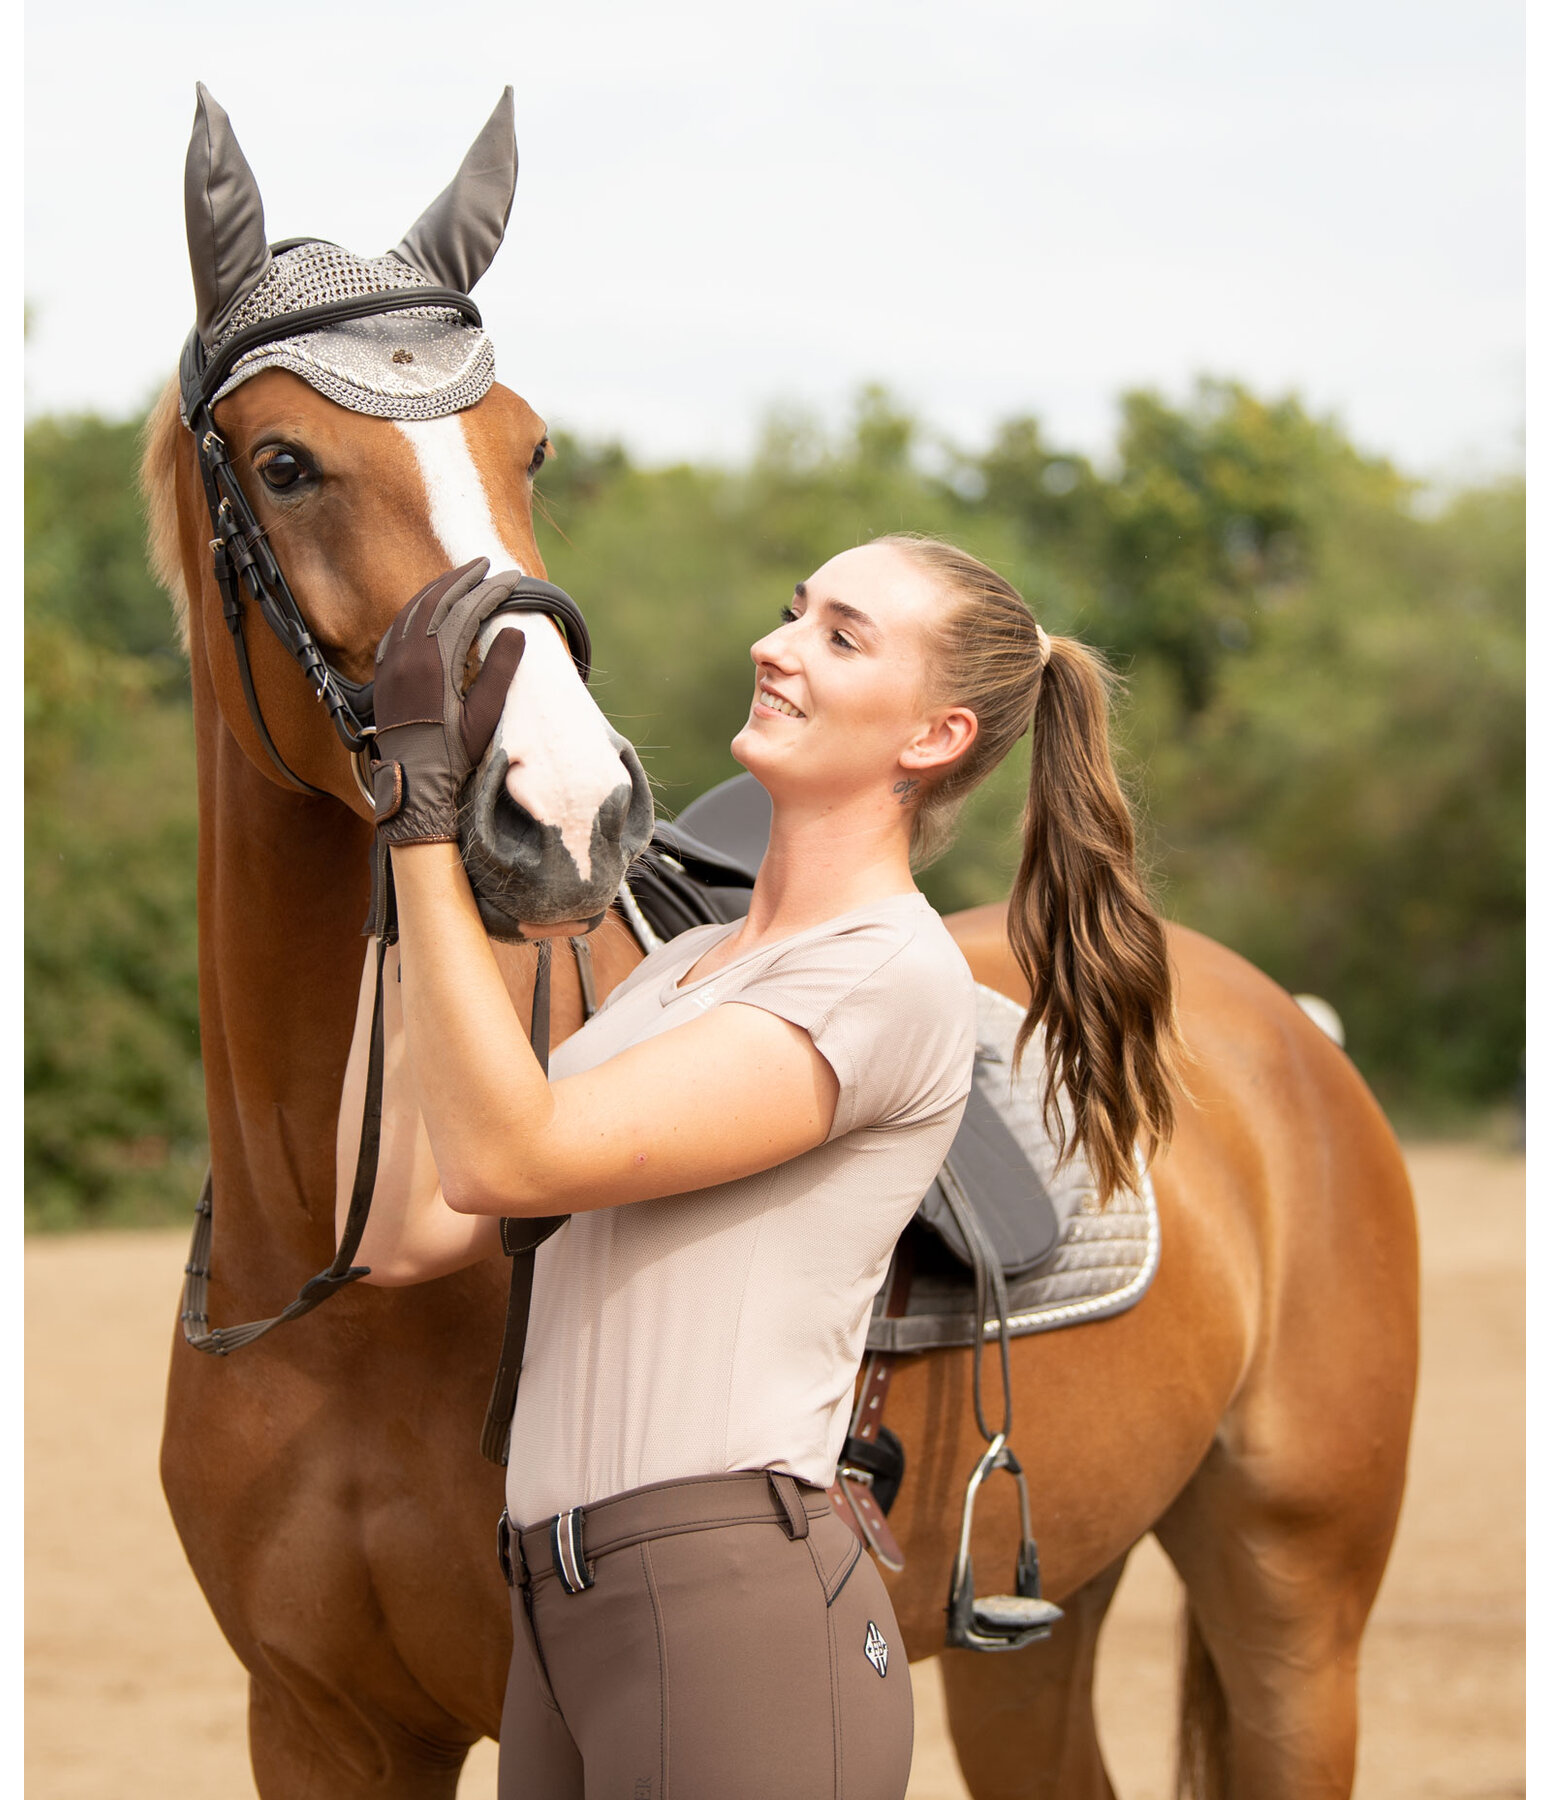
left=731, top=543, right=972, bottom=806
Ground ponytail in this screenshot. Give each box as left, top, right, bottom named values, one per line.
left=1008, top=637, right=1182, bottom=1202
left=872, top=533, right=1183, bottom=1203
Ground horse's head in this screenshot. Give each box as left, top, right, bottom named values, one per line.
left=146, top=85, right=652, bottom=935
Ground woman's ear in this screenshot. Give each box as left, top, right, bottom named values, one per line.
left=900, top=706, right=978, bottom=774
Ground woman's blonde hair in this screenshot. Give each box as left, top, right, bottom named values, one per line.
left=874, top=533, right=1183, bottom=1203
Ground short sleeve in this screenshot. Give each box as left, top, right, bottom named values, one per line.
left=724, top=912, right=976, bottom=1139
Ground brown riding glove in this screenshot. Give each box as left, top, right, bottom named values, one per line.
left=369, top=557, right=530, bottom=847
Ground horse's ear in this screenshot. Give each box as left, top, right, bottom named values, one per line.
left=393, top=88, right=517, bottom=293
left=185, top=84, right=271, bottom=344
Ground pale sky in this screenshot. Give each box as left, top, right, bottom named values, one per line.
left=25, top=0, right=1524, bottom=484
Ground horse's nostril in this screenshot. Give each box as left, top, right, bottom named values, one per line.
left=597, top=783, right=628, bottom=838
left=482, top=771, right=543, bottom=867
left=619, top=742, right=656, bottom=856
left=459, top=753, right=543, bottom=874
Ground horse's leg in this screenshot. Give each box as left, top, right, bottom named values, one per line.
left=1153, top=1086, right=1418, bottom=1799
left=937, top=1555, right=1130, bottom=1800
left=247, top=1667, right=475, bottom=1800
left=163, top=1302, right=513, bottom=1800
left=1154, top=1468, right=1382, bottom=1800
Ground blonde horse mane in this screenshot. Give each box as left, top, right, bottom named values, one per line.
left=138, top=376, right=192, bottom=654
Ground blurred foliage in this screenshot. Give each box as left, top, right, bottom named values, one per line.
left=26, top=381, right=1523, bottom=1227
left=26, top=415, right=205, bottom=1228
left=26, top=415, right=189, bottom=675
left=540, top=377, right=1524, bottom=1116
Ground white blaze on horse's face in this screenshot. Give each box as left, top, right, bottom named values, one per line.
left=394, top=415, right=630, bottom=884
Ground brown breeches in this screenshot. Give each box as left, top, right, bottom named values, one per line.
left=497, top=1469, right=913, bottom=1799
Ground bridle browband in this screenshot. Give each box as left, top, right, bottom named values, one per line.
left=177, top=267, right=592, bottom=1396
left=177, top=262, right=592, bottom=802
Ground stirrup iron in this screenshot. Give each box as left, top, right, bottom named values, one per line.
left=946, top=1432, right=1063, bottom=1651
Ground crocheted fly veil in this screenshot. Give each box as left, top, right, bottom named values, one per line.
left=180, top=82, right=516, bottom=424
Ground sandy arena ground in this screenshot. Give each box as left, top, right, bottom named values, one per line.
left=26, top=1142, right=1523, bottom=1798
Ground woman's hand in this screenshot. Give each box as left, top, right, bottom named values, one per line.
left=391, top=843, right=840, bottom=1219
left=369, top=558, right=531, bottom=846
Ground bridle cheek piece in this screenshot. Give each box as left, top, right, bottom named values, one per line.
left=178, top=274, right=594, bottom=805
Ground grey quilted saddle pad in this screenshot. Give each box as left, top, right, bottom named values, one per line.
left=866, top=985, right=1160, bottom=1353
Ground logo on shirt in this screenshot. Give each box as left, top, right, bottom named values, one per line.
left=864, top=1620, right=889, bottom=1677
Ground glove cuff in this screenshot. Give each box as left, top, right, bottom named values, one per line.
left=370, top=735, right=461, bottom=847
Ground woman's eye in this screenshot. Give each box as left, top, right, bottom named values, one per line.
left=831, top=631, right=857, bottom=652
left=778, top=604, right=798, bottom=624
left=257, top=450, right=310, bottom=493
left=528, top=437, right=551, bottom=477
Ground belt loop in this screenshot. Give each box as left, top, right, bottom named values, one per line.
left=769, top=1471, right=810, bottom=1540
left=496, top=1509, right=516, bottom=1588
left=551, top=1506, right=596, bottom=1594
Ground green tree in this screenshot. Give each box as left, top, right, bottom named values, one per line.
left=1140, top=469, right=1524, bottom=1108
left=26, top=413, right=189, bottom=675
left=25, top=414, right=205, bottom=1228
left=23, top=384, right=1525, bottom=1228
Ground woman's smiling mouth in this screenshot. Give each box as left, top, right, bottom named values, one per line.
left=757, top=685, right=806, bottom=719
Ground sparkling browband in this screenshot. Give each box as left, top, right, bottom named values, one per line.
left=179, top=240, right=491, bottom=425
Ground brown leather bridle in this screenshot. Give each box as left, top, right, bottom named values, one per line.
left=177, top=265, right=591, bottom=802
left=175, top=273, right=589, bottom=1416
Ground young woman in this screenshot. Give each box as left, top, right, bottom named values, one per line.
left=338, top=534, right=1181, bottom=1800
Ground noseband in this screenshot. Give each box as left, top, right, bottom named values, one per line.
left=178, top=263, right=593, bottom=802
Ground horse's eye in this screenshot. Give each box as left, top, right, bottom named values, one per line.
left=258, top=450, right=309, bottom=492
left=528, top=437, right=551, bottom=477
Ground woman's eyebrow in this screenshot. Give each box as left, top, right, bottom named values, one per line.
left=791, top=584, right=878, bottom=635
left=826, top=599, right=878, bottom=634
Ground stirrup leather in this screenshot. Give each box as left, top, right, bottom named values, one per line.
left=935, top=1156, right=1063, bottom=1652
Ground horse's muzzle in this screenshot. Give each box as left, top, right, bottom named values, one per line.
left=457, top=731, right=654, bottom=940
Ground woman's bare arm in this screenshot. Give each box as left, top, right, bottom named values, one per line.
left=392, top=842, right=839, bottom=1219
left=335, top=938, right=504, bottom=1283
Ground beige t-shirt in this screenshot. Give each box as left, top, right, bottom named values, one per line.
left=505, top=891, right=975, bottom=1526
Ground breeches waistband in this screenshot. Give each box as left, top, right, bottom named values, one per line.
left=497, top=1469, right=912, bottom=1800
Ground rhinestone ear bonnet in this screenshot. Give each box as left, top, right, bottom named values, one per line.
left=179, top=239, right=496, bottom=426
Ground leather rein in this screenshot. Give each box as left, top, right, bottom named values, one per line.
left=176, top=272, right=591, bottom=1414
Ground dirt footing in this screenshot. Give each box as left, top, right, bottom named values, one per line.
left=25, top=1143, right=1524, bottom=1798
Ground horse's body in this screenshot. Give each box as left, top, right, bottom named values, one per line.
left=145, top=102, right=1417, bottom=1799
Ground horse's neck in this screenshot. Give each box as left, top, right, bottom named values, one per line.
left=187, top=649, right=640, bottom=1287
left=194, top=701, right=380, bottom=1277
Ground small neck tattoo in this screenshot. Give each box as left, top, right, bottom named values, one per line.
left=892, top=778, right=921, bottom=805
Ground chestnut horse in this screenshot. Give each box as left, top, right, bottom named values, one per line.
left=142, top=100, right=1418, bottom=1800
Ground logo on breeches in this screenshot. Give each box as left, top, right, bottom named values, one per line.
left=863, top=1620, right=889, bottom=1677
